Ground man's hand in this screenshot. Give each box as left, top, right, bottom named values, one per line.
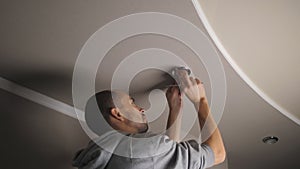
left=194, top=78, right=206, bottom=101
left=174, top=69, right=206, bottom=103
left=166, top=86, right=183, bottom=112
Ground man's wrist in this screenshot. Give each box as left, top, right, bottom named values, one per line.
left=200, top=97, right=208, bottom=104
left=169, top=107, right=181, bottom=114
left=193, top=97, right=208, bottom=109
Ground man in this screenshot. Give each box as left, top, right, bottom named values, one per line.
left=72, top=72, right=226, bottom=169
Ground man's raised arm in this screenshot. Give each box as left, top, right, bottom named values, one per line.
left=165, top=86, right=183, bottom=142
left=197, top=94, right=226, bottom=165
left=178, top=70, right=226, bottom=165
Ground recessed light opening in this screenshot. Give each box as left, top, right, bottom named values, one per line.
left=262, top=136, right=279, bottom=144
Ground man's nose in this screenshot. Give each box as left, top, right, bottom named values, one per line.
left=138, top=107, right=145, bottom=113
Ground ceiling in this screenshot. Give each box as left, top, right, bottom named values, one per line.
left=196, top=0, right=300, bottom=124
left=0, top=0, right=299, bottom=169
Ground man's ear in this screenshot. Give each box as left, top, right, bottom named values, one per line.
left=110, top=108, right=124, bottom=121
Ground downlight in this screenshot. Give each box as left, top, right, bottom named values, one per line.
left=262, top=136, right=279, bottom=144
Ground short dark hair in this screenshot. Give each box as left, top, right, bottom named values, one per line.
left=85, top=90, right=118, bottom=135
left=94, top=90, right=116, bottom=117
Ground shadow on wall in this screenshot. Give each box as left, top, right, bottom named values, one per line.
left=0, top=90, right=89, bottom=169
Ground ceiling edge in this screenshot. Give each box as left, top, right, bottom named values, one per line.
left=191, top=0, right=300, bottom=125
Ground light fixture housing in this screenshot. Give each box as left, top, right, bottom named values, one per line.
left=262, top=136, right=279, bottom=144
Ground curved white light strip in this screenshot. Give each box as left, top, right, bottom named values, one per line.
left=191, top=0, right=300, bottom=125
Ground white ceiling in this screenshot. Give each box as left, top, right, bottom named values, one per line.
left=0, top=0, right=300, bottom=169
left=197, top=0, right=300, bottom=122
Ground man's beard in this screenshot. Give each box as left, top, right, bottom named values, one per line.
left=128, top=120, right=149, bottom=133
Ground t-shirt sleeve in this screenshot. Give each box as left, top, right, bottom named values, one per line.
left=178, top=140, right=215, bottom=169
left=199, top=143, right=215, bottom=168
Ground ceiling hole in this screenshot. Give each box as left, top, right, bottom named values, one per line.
left=262, top=136, right=279, bottom=144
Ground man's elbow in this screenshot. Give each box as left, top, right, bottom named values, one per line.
left=214, top=148, right=226, bottom=165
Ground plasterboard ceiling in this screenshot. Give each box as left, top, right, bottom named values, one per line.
left=197, top=0, right=300, bottom=122
left=1, top=0, right=300, bottom=169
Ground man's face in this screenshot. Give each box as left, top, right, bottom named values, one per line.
left=113, top=91, right=148, bottom=133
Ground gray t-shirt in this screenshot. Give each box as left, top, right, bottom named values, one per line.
left=73, top=132, right=215, bottom=169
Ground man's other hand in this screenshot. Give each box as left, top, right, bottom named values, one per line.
left=166, top=86, right=183, bottom=112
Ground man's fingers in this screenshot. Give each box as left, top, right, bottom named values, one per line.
left=174, top=86, right=180, bottom=95
left=195, top=78, right=202, bottom=85
left=166, top=87, right=173, bottom=96
left=175, top=69, right=191, bottom=87
left=167, top=86, right=180, bottom=94
left=167, top=86, right=171, bottom=92
left=190, top=77, right=197, bottom=85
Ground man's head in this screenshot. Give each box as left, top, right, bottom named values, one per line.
left=91, top=90, right=148, bottom=134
